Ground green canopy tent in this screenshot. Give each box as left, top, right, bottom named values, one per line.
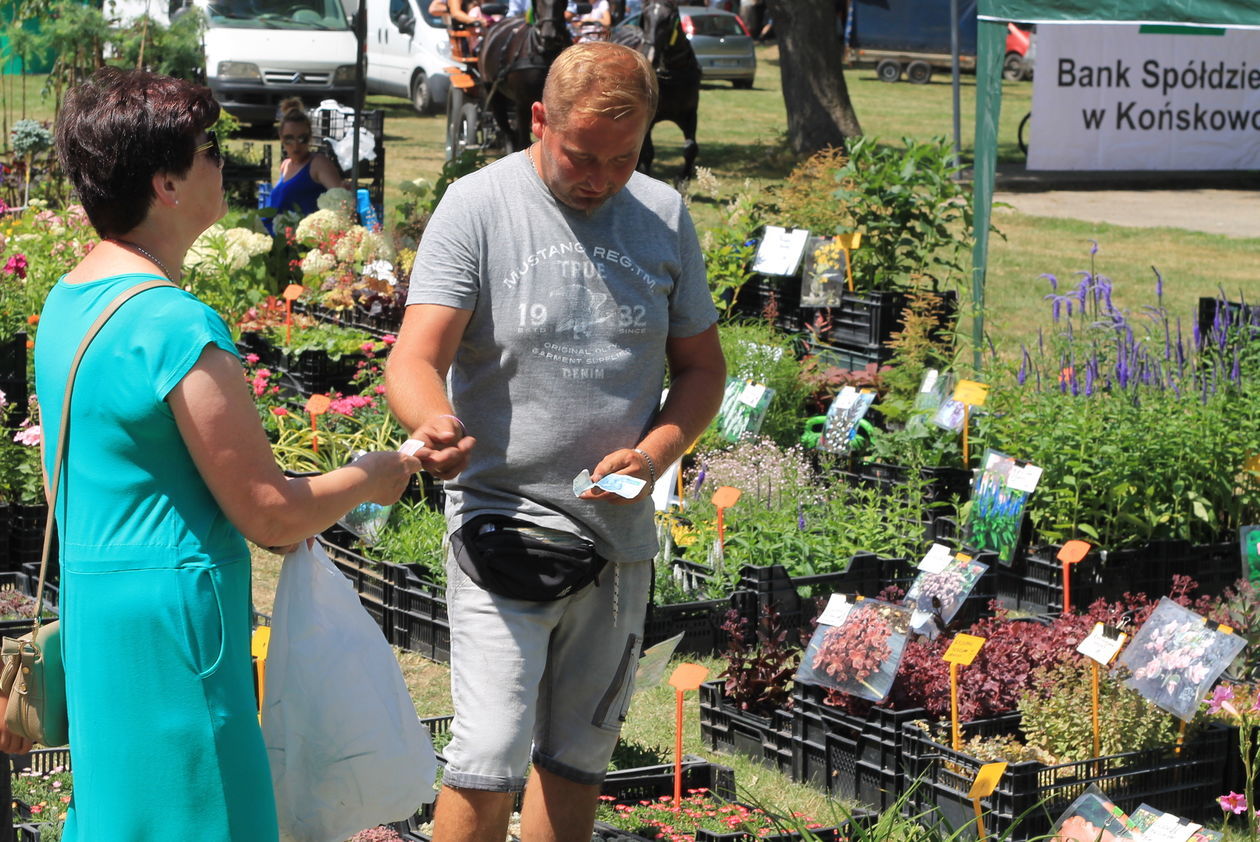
left=969, top=0, right=1260, bottom=368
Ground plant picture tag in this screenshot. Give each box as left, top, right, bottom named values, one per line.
left=738, top=382, right=767, bottom=407
left=943, top=633, right=985, bottom=666
left=1142, top=812, right=1201, bottom=842
left=817, top=387, right=876, bottom=455
left=572, top=469, right=647, bottom=499
left=952, top=379, right=989, bottom=407
left=964, top=449, right=1037, bottom=565
left=834, top=385, right=859, bottom=409
left=796, top=598, right=912, bottom=703
left=1118, top=597, right=1248, bottom=721
left=920, top=369, right=940, bottom=393
left=751, top=225, right=810, bottom=276
left=1006, top=463, right=1043, bottom=494
left=634, top=632, right=684, bottom=691
left=817, top=594, right=853, bottom=627
left=1050, top=785, right=1140, bottom=842
left=715, top=377, right=775, bottom=442
left=918, top=543, right=954, bottom=573
left=1077, top=623, right=1127, bottom=665
left=966, top=761, right=1007, bottom=800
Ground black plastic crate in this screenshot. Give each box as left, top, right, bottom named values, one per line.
left=393, top=605, right=452, bottom=664
left=643, top=596, right=733, bottom=655
left=824, top=289, right=907, bottom=347
left=311, top=107, right=386, bottom=214
left=1197, top=295, right=1260, bottom=345
left=698, top=680, right=793, bottom=775
left=8, top=504, right=50, bottom=575
left=0, top=332, right=28, bottom=429
left=11, top=747, right=72, bottom=776
left=903, top=714, right=1230, bottom=842
left=285, top=348, right=366, bottom=396
left=791, top=682, right=926, bottom=810
left=0, top=572, right=57, bottom=638
left=800, top=338, right=894, bottom=373
left=731, top=274, right=804, bottom=334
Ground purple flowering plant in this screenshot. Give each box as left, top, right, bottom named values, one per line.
left=979, top=249, right=1260, bottom=550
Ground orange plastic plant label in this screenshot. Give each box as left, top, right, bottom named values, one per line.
left=944, top=633, right=986, bottom=666
left=668, top=662, right=709, bottom=692
left=967, top=762, right=1007, bottom=799
left=711, top=486, right=742, bottom=510
left=1058, top=540, right=1091, bottom=564
left=282, top=283, right=305, bottom=301
left=305, top=394, right=332, bottom=416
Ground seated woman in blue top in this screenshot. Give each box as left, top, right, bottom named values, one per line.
left=267, top=97, right=344, bottom=222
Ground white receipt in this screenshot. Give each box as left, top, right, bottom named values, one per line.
left=399, top=439, right=426, bottom=456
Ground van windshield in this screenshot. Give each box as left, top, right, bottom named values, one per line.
left=206, top=0, right=350, bottom=30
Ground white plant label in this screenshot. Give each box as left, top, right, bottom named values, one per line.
left=1141, top=812, right=1200, bottom=842
left=920, top=369, right=940, bottom=393
left=738, top=382, right=767, bottom=407
left=1076, top=623, right=1126, bottom=665
left=918, top=543, right=954, bottom=573
left=1007, top=464, right=1044, bottom=494
left=751, top=225, right=810, bottom=276
left=817, top=594, right=853, bottom=627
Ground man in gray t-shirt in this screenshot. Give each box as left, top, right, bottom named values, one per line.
left=387, top=41, right=725, bottom=842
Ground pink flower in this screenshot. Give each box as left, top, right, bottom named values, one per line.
left=271, top=407, right=289, bottom=416
left=1207, top=684, right=1236, bottom=714
left=245, top=353, right=261, bottom=364
left=382, top=334, right=397, bottom=345
left=374, top=385, right=386, bottom=395
left=361, top=342, right=376, bottom=353
left=4, top=253, right=27, bottom=279
left=13, top=425, right=41, bottom=446
left=1220, top=792, right=1248, bottom=814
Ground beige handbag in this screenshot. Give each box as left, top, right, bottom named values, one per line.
left=0, top=278, right=174, bottom=746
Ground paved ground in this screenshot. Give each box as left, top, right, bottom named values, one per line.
left=988, top=164, right=1260, bottom=239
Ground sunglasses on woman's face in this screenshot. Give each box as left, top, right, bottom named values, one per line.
left=193, top=130, right=223, bottom=167
left=281, top=133, right=310, bottom=144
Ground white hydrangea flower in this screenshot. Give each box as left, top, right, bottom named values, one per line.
left=184, top=224, right=226, bottom=268
left=357, top=230, right=393, bottom=263
left=225, top=227, right=273, bottom=259
left=300, top=249, right=336, bottom=276
left=317, top=187, right=356, bottom=217
left=334, top=226, right=366, bottom=263
left=294, top=209, right=352, bottom=246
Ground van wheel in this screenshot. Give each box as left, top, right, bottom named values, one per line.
left=875, top=59, right=901, bottom=83
left=411, top=72, right=435, bottom=116
left=1003, top=52, right=1026, bottom=82
left=907, top=61, right=932, bottom=84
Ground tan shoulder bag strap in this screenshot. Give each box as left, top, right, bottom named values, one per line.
left=34, top=278, right=178, bottom=622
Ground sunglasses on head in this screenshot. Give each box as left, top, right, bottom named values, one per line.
left=193, top=130, right=223, bottom=167
left=281, top=132, right=310, bottom=144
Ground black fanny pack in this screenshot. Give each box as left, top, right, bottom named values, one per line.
left=451, top=514, right=609, bottom=601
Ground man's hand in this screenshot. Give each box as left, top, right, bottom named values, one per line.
left=578, top=448, right=651, bottom=505
left=413, top=416, right=476, bottom=481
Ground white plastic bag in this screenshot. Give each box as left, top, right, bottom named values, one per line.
left=263, top=540, right=436, bottom=842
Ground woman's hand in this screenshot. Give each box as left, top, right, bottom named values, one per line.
left=350, top=450, right=425, bottom=505
left=0, top=694, right=34, bottom=755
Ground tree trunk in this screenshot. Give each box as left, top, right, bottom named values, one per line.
left=765, top=0, right=862, bottom=156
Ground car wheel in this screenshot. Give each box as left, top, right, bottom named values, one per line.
left=876, top=59, right=901, bottom=83
left=411, top=72, right=435, bottom=116
left=1003, top=52, right=1027, bottom=82
left=907, top=61, right=932, bottom=84
left=732, top=78, right=753, bottom=89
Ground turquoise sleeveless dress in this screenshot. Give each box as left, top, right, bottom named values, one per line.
left=33, top=273, right=278, bottom=842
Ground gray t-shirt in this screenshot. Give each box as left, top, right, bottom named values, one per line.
left=408, top=151, right=717, bottom=562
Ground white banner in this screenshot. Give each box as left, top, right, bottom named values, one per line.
left=1028, top=24, right=1260, bottom=170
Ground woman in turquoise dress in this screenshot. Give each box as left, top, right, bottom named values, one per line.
left=19, top=68, right=424, bottom=840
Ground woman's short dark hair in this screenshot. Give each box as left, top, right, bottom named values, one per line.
left=55, top=67, right=220, bottom=238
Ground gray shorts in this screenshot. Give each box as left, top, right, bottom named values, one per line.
left=442, top=549, right=650, bottom=792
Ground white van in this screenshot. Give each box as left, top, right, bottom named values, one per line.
left=188, top=0, right=359, bottom=126
left=364, top=0, right=451, bottom=114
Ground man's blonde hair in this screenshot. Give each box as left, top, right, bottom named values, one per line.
left=542, top=42, right=658, bottom=127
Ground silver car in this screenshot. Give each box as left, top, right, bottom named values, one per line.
left=617, top=5, right=757, bottom=88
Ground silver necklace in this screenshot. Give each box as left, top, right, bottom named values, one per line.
left=113, top=238, right=175, bottom=282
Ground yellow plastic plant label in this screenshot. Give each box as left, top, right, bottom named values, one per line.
left=967, top=761, right=1007, bottom=799
left=251, top=625, right=271, bottom=659
left=952, top=379, right=990, bottom=406
left=944, top=633, right=986, bottom=666
left=834, top=232, right=862, bottom=249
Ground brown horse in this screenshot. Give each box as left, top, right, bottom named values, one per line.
left=611, top=0, right=701, bottom=179
left=478, top=0, right=572, bottom=153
